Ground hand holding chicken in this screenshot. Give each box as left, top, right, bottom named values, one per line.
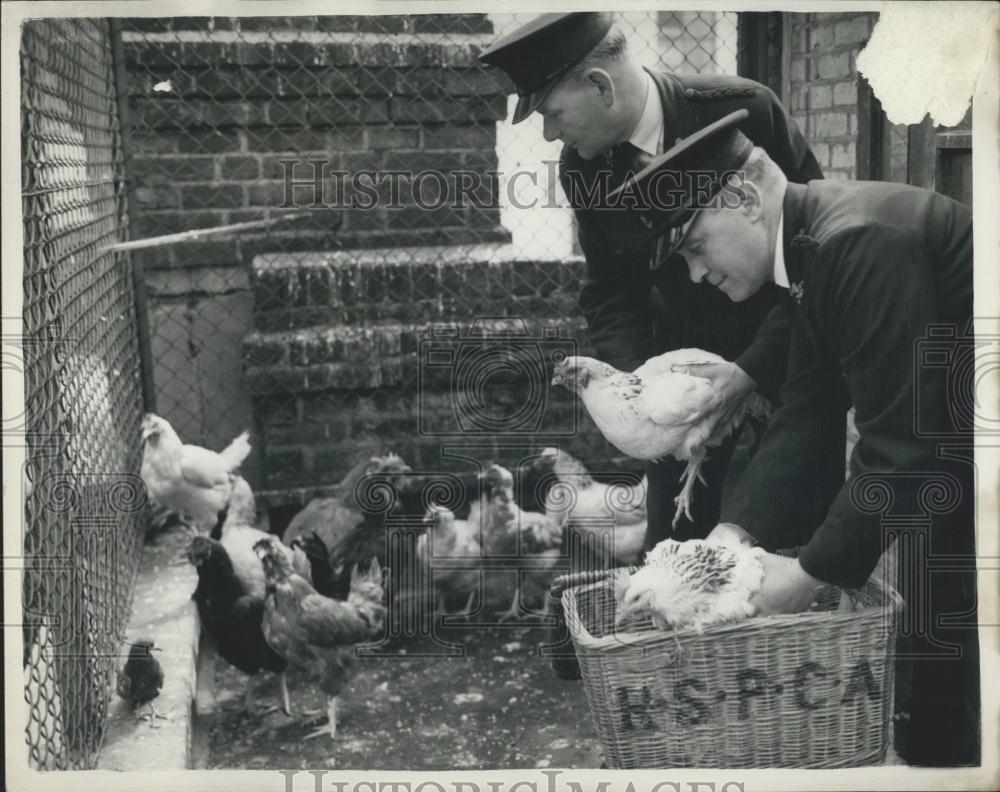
left=613, top=534, right=767, bottom=643
left=552, top=349, right=766, bottom=527
left=669, top=359, right=756, bottom=436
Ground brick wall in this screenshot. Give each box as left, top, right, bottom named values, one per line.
left=243, top=246, right=628, bottom=506
left=120, top=15, right=512, bottom=480
left=785, top=12, right=877, bottom=179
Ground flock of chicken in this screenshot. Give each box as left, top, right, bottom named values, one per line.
left=141, top=414, right=415, bottom=739
left=132, top=346, right=772, bottom=739
left=137, top=413, right=652, bottom=739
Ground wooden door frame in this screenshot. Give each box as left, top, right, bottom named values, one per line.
left=737, top=12, right=784, bottom=96
left=856, top=77, right=884, bottom=181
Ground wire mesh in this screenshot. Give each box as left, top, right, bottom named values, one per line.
left=116, top=12, right=738, bottom=515
left=20, top=17, right=147, bottom=770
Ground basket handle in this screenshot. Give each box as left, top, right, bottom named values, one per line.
left=549, top=565, right=640, bottom=598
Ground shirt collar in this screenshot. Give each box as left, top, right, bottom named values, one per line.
left=773, top=212, right=789, bottom=289
left=627, top=71, right=664, bottom=157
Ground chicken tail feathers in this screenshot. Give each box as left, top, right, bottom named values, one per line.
left=209, top=504, right=228, bottom=540
left=219, top=430, right=252, bottom=471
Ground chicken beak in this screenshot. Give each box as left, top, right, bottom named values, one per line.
left=551, top=372, right=563, bottom=387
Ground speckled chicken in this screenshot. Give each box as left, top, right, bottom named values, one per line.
left=140, top=413, right=251, bottom=534
left=612, top=535, right=766, bottom=641
left=254, top=536, right=386, bottom=741
left=552, top=349, right=765, bottom=528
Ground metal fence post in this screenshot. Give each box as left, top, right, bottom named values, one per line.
left=109, top=17, right=157, bottom=415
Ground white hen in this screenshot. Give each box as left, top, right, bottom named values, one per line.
left=415, top=505, right=483, bottom=622
left=613, top=534, right=766, bottom=641
left=140, top=413, right=251, bottom=533
left=533, top=447, right=646, bottom=565
left=552, top=349, right=763, bottom=527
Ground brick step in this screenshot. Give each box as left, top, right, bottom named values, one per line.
left=244, top=316, right=588, bottom=394
left=258, top=423, right=617, bottom=496
left=250, top=246, right=585, bottom=331
left=123, top=38, right=494, bottom=71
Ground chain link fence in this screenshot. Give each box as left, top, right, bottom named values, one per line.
left=15, top=10, right=738, bottom=769
left=118, top=11, right=738, bottom=521
left=20, top=17, right=146, bottom=770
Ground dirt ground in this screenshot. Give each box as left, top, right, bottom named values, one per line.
left=196, top=622, right=603, bottom=770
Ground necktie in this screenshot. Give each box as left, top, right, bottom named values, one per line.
left=619, top=142, right=654, bottom=175
left=616, top=143, right=667, bottom=271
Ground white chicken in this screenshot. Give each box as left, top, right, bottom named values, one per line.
left=140, top=413, right=251, bottom=533
left=612, top=534, right=766, bottom=644
left=415, top=505, right=483, bottom=622
left=552, top=349, right=765, bottom=528
left=532, top=447, right=646, bottom=565
left=479, top=463, right=563, bottom=622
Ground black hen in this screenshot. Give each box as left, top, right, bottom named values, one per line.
left=186, top=536, right=290, bottom=714
left=117, top=639, right=165, bottom=723
left=326, top=507, right=397, bottom=601
left=290, top=532, right=338, bottom=599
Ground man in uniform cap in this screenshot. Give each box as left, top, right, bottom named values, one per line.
left=480, top=13, right=844, bottom=552
left=624, top=112, right=978, bottom=767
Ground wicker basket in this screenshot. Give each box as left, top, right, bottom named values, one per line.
left=561, top=567, right=903, bottom=768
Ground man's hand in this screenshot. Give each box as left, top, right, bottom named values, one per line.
left=706, top=522, right=756, bottom=548
left=671, top=360, right=755, bottom=427
left=751, top=553, right=824, bottom=617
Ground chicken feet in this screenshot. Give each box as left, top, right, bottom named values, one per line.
left=495, top=586, right=549, bottom=623
left=302, top=696, right=338, bottom=741
left=137, top=702, right=168, bottom=726
left=441, top=591, right=477, bottom=625
left=279, top=671, right=291, bottom=715
left=672, top=456, right=707, bottom=528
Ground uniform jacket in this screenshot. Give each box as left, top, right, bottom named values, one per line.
left=721, top=180, right=974, bottom=588
left=559, top=69, right=824, bottom=395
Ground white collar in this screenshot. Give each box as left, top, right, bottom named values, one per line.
left=773, top=212, right=789, bottom=288
left=627, top=71, right=664, bottom=157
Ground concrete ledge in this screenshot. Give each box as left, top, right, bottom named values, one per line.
left=97, top=529, right=200, bottom=771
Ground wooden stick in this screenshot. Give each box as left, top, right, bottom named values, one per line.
left=101, top=211, right=313, bottom=253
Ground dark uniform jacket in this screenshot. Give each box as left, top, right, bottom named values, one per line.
left=721, top=180, right=974, bottom=588
left=559, top=69, right=823, bottom=395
